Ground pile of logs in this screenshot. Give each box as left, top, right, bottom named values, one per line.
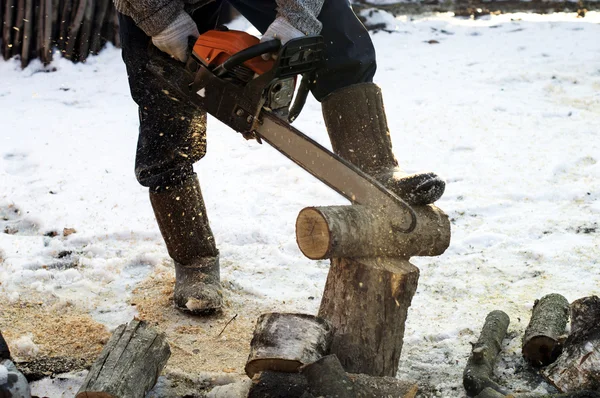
left=1, top=0, right=120, bottom=68
left=463, top=294, right=600, bottom=398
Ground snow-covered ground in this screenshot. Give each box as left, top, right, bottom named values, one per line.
left=1, top=11, right=599, bottom=397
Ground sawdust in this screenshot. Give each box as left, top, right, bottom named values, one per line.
left=130, top=264, right=264, bottom=378
left=0, top=294, right=110, bottom=363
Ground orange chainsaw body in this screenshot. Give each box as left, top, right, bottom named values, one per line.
left=193, top=30, right=275, bottom=75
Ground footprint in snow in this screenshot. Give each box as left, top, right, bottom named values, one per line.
left=2, top=152, right=38, bottom=176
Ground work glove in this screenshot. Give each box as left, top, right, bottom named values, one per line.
left=152, top=10, right=199, bottom=62
left=260, top=16, right=305, bottom=60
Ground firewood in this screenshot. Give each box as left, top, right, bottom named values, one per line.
left=349, top=373, right=418, bottom=398
left=247, top=371, right=309, bottom=398
left=542, top=296, right=600, bottom=392
left=463, top=310, right=511, bottom=397
left=296, top=204, right=450, bottom=259
left=318, top=257, right=419, bottom=377
left=41, top=0, right=52, bottom=64
left=301, top=355, right=357, bottom=398
left=76, top=319, right=170, bottom=398
left=245, top=313, right=332, bottom=378
left=522, top=293, right=569, bottom=366
left=58, top=0, right=72, bottom=52
left=12, top=0, right=25, bottom=57
left=477, top=388, right=506, bottom=398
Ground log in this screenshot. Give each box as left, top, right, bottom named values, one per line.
left=542, top=296, right=600, bottom=392
left=349, top=373, right=418, bottom=398
left=245, top=313, right=333, bottom=378
left=522, top=293, right=569, bottom=366
left=301, top=355, right=357, bottom=398
left=76, top=319, right=170, bottom=398
left=12, top=0, right=25, bottom=57
left=296, top=204, right=450, bottom=260
left=463, top=310, right=511, bottom=397
left=64, top=0, right=87, bottom=60
left=41, top=0, right=53, bottom=64
left=318, top=257, right=419, bottom=377
left=89, top=0, right=109, bottom=54
left=247, top=371, right=309, bottom=398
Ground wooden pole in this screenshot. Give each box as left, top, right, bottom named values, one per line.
left=318, top=257, right=420, bottom=377
left=245, top=313, right=333, bottom=378
left=89, top=0, right=109, bottom=54
left=296, top=204, right=450, bottom=259
left=2, top=0, right=14, bottom=59
left=20, top=0, right=33, bottom=68
left=522, top=293, right=569, bottom=367
left=64, top=0, right=87, bottom=60
left=76, top=319, right=170, bottom=398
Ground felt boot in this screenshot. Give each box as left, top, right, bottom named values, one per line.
left=149, top=174, right=222, bottom=313
left=322, top=83, right=445, bottom=205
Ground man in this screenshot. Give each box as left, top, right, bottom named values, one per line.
left=114, top=0, right=445, bottom=314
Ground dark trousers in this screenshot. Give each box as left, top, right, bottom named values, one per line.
left=119, top=0, right=376, bottom=189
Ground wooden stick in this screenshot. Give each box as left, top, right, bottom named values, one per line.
left=20, top=0, right=33, bottom=68
left=542, top=296, right=600, bottom=393
left=463, top=310, right=511, bottom=397
left=296, top=204, right=450, bottom=260
left=522, top=293, right=569, bottom=366
left=319, top=257, right=419, bottom=377
left=76, top=319, right=170, bottom=398
left=245, top=313, right=332, bottom=378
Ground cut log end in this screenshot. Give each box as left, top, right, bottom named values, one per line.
left=522, top=335, right=560, bottom=366
left=295, top=208, right=332, bottom=260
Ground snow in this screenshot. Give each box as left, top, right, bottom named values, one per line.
left=11, top=335, right=39, bottom=358
left=1, top=10, right=599, bottom=397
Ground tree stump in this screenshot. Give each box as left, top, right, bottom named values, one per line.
left=76, top=319, right=170, bottom=398
left=522, top=293, right=569, bottom=366
left=542, top=296, right=600, bottom=392
left=297, top=203, right=450, bottom=378
left=245, top=313, right=333, bottom=378
left=318, top=257, right=420, bottom=377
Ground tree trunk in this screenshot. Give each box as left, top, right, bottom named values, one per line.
left=463, top=310, right=511, bottom=397
left=20, top=0, right=33, bottom=68
left=247, top=371, right=309, bottom=398
left=318, top=257, right=419, bottom=377
left=89, top=0, right=109, bottom=54
left=77, top=0, right=94, bottom=61
left=76, top=319, right=170, bottom=398
left=245, top=313, right=333, bottom=378
left=2, top=0, right=14, bottom=60
left=296, top=204, right=450, bottom=260
left=542, top=296, right=600, bottom=392
left=522, top=293, right=569, bottom=366
left=64, top=0, right=87, bottom=60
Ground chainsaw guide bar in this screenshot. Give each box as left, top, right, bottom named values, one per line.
left=147, top=30, right=417, bottom=233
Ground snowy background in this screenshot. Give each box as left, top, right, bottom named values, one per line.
left=1, top=10, right=599, bottom=397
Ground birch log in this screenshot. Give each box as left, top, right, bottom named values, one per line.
left=76, top=319, right=170, bottom=398
left=522, top=293, right=569, bottom=366
left=542, top=296, right=600, bottom=392
left=319, top=257, right=419, bottom=377
left=245, top=313, right=333, bottom=378
left=296, top=204, right=450, bottom=259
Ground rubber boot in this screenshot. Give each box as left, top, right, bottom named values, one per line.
left=149, top=174, right=222, bottom=314
left=322, top=83, right=445, bottom=205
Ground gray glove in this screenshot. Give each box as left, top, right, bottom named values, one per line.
left=260, top=17, right=305, bottom=60
left=152, top=10, right=199, bottom=62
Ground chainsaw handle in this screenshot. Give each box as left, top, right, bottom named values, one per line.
left=214, top=39, right=281, bottom=76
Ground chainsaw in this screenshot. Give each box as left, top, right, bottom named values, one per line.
left=147, top=29, right=417, bottom=233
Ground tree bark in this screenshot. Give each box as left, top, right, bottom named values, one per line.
left=2, top=0, right=13, bottom=60
left=76, top=319, right=170, bottom=398
left=89, top=0, right=109, bottom=54
left=245, top=313, right=333, bottom=378
left=296, top=205, right=450, bottom=260
left=247, top=371, right=309, bottom=398
left=12, top=0, right=25, bottom=58
left=41, top=0, right=52, bottom=64
left=301, top=355, right=357, bottom=398
left=64, top=0, right=87, bottom=60
left=463, top=310, right=511, bottom=397
left=318, top=257, right=419, bottom=377
left=542, top=296, right=600, bottom=393
left=522, top=293, right=569, bottom=366
left=77, top=0, right=94, bottom=61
